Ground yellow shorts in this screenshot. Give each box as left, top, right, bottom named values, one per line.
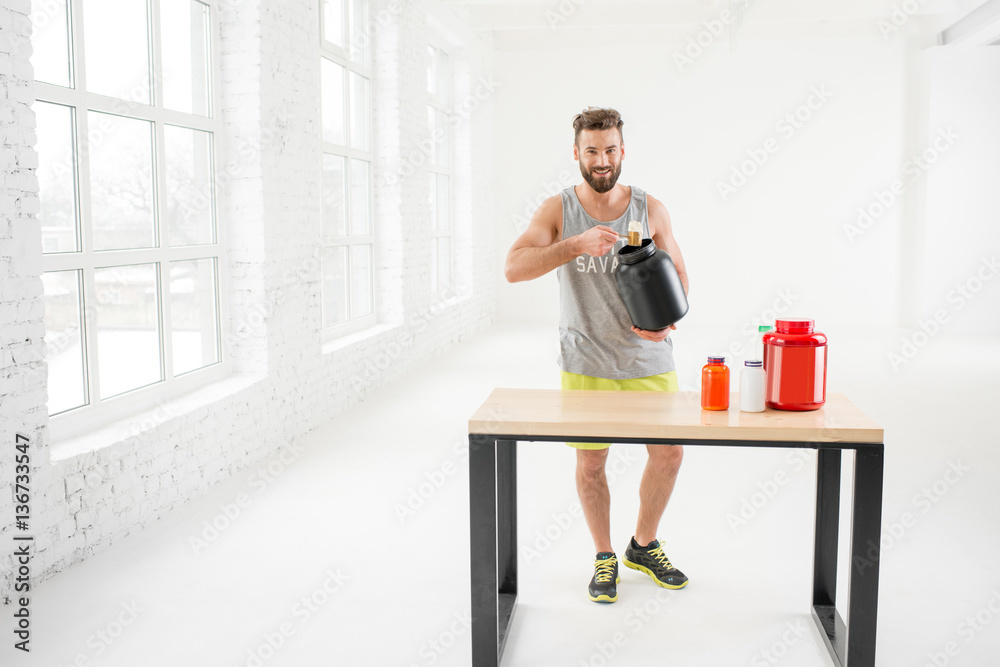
left=561, top=370, right=679, bottom=450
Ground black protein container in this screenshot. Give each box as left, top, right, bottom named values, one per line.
left=615, top=239, right=688, bottom=331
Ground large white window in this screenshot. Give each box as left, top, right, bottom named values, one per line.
left=32, top=0, right=224, bottom=432
left=320, top=0, right=374, bottom=334
left=426, top=43, right=452, bottom=295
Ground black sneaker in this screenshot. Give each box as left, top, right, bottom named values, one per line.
left=622, top=537, right=689, bottom=589
left=588, top=552, right=620, bottom=603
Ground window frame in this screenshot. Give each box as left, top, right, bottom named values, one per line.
left=426, top=41, right=453, bottom=296
left=319, top=0, right=376, bottom=339
left=35, top=0, right=229, bottom=440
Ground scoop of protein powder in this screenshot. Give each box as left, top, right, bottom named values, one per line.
left=627, top=219, right=642, bottom=246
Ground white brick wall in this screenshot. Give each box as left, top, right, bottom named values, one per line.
left=0, top=0, right=496, bottom=601
left=1, top=0, right=49, bottom=604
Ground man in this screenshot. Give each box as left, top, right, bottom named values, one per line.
left=504, top=107, right=690, bottom=604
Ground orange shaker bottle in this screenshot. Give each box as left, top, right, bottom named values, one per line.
left=701, top=356, right=730, bottom=410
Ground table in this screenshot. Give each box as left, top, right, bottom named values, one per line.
left=468, top=389, right=884, bottom=667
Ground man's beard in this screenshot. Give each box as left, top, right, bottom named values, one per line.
left=581, top=162, right=622, bottom=193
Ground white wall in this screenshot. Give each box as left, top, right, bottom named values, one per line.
left=920, top=46, right=1000, bottom=333
left=493, top=24, right=996, bottom=386
left=0, top=0, right=496, bottom=599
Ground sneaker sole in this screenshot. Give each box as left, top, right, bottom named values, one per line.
left=588, top=576, right=621, bottom=603
left=622, top=558, right=689, bottom=589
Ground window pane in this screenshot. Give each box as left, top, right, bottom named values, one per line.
left=88, top=112, right=155, bottom=250
left=427, top=172, right=437, bottom=226
left=94, top=264, right=162, bottom=399
left=36, top=102, right=79, bottom=253
left=435, top=237, right=450, bottom=293
left=322, top=247, right=349, bottom=328
left=165, top=125, right=214, bottom=246
left=426, top=46, right=435, bottom=96
left=42, top=270, right=87, bottom=414
left=436, top=49, right=450, bottom=104
left=350, top=159, right=370, bottom=236
left=426, top=106, right=437, bottom=166
left=170, top=258, right=219, bottom=375
left=322, top=154, right=347, bottom=237
left=321, top=58, right=346, bottom=145
left=323, top=0, right=345, bottom=47
left=429, top=107, right=448, bottom=168
left=350, top=244, right=372, bottom=318
left=350, top=72, right=370, bottom=150
left=30, top=0, right=72, bottom=87
left=436, top=173, right=450, bottom=231
left=82, top=0, right=151, bottom=104
left=161, top=0, right=211, bottom=116
left=350, top=0, right=369, bottom=65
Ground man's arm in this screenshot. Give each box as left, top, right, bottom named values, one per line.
left=504, top=194, right=619, bottom=283
left=647, top=195, right=689, bottom=295
left=630, top=195, right=689, bottom=343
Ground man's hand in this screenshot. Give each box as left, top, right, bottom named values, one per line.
left=574, top=225, right=619, bottom=257
left=631, top=324, right=676, bottom=342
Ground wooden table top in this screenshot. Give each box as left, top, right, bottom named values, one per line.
left=469, top=389, right=883, bottom=444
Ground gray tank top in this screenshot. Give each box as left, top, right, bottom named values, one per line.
left=557, top=185, right=676, bottom=380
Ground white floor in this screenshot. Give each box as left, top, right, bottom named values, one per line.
left=5, top=323, right=1000, bottom=667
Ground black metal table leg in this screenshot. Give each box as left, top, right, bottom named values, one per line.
left=846, top=445, right=884, bottom=666
left=470, top=435, right=499, bottom=667
left=812, top=448, right=846, bottom=665
left=496, top=440, right=518, bottom=657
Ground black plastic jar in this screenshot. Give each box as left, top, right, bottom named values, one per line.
left=615, top=239, right=688, bottom=331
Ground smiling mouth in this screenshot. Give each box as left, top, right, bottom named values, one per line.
left=593, top=169, right=611, bottom=176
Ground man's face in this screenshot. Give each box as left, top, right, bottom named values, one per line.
left=574, top=128, right=624, bottom=194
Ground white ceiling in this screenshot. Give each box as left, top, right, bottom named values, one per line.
left=438, top=0, right=991, bottom=47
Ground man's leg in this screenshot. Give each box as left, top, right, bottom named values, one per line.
left=576, top=447, right=613, bottom=553
left=634, top=444, right=683, bottom=546
left=624, top=444, right=688, bottom=589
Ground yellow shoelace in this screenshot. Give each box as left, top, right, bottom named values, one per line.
left=647, top=542, right=674, bottom=570
left=594, top=557, right=617, bottom=583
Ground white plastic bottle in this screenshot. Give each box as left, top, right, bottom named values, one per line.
left=740, top=360, right=766, bottom=413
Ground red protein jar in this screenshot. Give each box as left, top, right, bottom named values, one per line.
left=762, top=319, right=827, bottom=411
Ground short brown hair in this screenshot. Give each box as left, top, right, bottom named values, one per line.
left=573, top=107, right=624, bottom=146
